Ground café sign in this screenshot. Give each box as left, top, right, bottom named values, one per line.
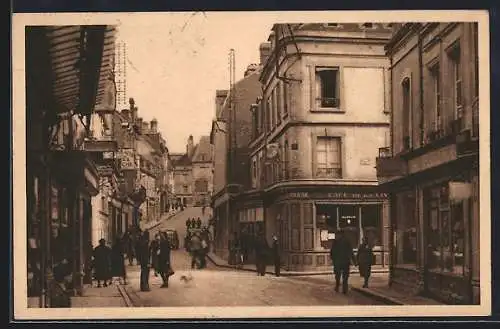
left=283, top=191, right=388, bottom=200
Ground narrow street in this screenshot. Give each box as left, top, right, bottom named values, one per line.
left=123, top=249, right=383, bottom=307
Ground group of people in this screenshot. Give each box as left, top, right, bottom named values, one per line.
left=229, top=228, right=375, bottom=294
left=330, top=230, right=376, bottom=294
left=185, top=230, right=210, bottom=269
left=185, top=217, right=202, bottom=229
left=92, top=237, right=128, bottom=288
left=136, top=230, right=175, bottom=291
left=228, top=231, right=274, bottom=276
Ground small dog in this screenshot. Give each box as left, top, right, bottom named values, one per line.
left=179, top=273, right=194, bottom=284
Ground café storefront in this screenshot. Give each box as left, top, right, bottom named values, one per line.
left=264, top=187, right=390, bottom=272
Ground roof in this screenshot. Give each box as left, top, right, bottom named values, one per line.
left=216, top=67, right=263, bottom=120
left=191, top=136, right=212, bottom=163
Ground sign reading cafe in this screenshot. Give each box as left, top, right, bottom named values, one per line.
left=284, top=191, right=388, bottom=200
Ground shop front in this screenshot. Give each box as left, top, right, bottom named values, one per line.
left=267, top=187, right=389, bottom=272
left=388, top=157, right=479, bottom=304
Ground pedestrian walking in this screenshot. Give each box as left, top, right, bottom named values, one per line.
left=150, top=233, right=161, bottom=277
left=136, top=231, right=151, bottom=291
left=196, top=217, right=202, bottom=229
left=158, top=232, right=174, bottom=287
left=93, top=238, right=112, bottom=288
left=357, top=236, right=375, bottom=288
left=329, top=230, right=356, bottom=294
left=189, top=232, right=203, bottom=269
left=111, top=237, right=127, bottom=285
left=254, top=232, right=268, bottom=276
left=272, top=234, right=280, bottom=277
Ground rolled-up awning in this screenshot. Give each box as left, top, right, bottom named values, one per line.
left=44, top=25, right=117, bottom=115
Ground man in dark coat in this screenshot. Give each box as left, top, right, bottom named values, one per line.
left=136, top=231, right=151, bottom=291
left=330, top=230, right=356, bottom=294
left=111, top=237, right=127, bottom=285
left=93, top=239, right=112, bottom=288
left=150, top=233, right=161, bottom=277
left=271, top=234, right=280, bottom=277
left=254, top=232, right=268, bottom=276
left=158, top=232, right=173, bottom=287
left=196, top=217, right=202, bottom=229
left=357, top=236, right=375, bottom=288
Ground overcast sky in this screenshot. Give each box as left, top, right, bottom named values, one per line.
left=115, top=12, right=276, bottom=153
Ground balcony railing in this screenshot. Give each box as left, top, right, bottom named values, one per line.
left=315, top=167, right=342, bottom=179
left=319, top=97, right=340, bottom=108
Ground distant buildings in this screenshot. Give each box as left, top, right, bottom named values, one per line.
left=169, top=135, right=214, bottom=208
left=377, top=22, right=479, bottom=304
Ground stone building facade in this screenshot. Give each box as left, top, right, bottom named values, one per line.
left=377, top=23, right=480, bottom=304
left=243, top=23, right=393, bottom=271
left=170, top=135, right=214, bottom=208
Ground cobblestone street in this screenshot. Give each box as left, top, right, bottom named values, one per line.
left=122, top=250, right=384, bottom=307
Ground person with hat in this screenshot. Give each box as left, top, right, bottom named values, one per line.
left=93, top=238, right=112, bottom=288
left=329, top=230, right=357, bottom=294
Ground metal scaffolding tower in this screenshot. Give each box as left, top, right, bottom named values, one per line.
left=114, top=40, right=128, bottom=110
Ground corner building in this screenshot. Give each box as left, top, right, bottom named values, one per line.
left=378, top=23, right=480, bottom=304
left=245, top=23, right=393, bottom=271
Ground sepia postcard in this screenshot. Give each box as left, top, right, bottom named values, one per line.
left=11, top=10, right=491, bottom=320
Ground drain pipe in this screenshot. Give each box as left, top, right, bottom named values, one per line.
left=418, top=25, right=425, bottom=147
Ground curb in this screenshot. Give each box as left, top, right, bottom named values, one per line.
left=350, top=286, right=402, bottom=305
left=206, top=254, right=389, bottom=277
left=116, top=284, right=135, bottom=307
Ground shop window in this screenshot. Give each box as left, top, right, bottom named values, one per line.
left=395, top=190, right=417, bottom=267
left=339, top=205, right=359, bottom=248
left=315, top=67, right=340, bottom=109
left=282, top=204, right=289, bottom=251
left=291, top=203, right=301, bottom=250
left=361, top=204, right=382, bottom=247
left=316, top=136, right=342, bottom=178
left=303, top=203, right=314, bottom=250
left=425, top=184, right=465, bottom=275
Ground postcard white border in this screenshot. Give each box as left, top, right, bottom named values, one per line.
left=12, top=10, right=491, bottom=319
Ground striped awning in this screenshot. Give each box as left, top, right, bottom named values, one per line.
left=44, top=25, right=116, bottom=114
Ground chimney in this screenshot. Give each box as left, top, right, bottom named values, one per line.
left=136, top=117, right=143, bottom=133
left=259, top=42, right=271, bottom=66
left=142, top=121, right=149, bottom=134
left=121, top=109, right=131, bottom=121
left=244, top=63, right=259, bottom=77
left=187, top=135, right=194, bottom=157
left=215, top=89, right=229, bottom=118
left=150, top=118, right=158, bottom=133
left=129, top=98, right=136, bottom=119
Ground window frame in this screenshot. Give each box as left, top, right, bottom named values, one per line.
left=314, top=66, right=342, bottom=111
left=401, top=76, right=412, bottom=150
left=314, top=136, right=342, bottom=179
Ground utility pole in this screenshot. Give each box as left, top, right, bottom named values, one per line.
left=228, top=49, right=236, bottom=183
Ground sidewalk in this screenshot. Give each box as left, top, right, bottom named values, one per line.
left=351, top=285, right=444, bottom=305
left=207, top=252, right=443, bottom=305
left=206, top=251, right=389, bottom=276
left=27, top=283, right=131, bottom=308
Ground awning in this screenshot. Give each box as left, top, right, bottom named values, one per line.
left=44, top=25, right=116, bottom=114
